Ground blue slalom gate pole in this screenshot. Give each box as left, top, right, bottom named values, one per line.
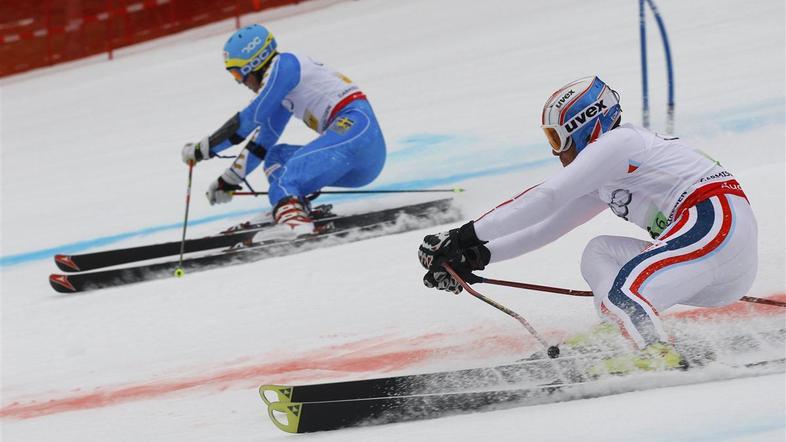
left=639, top=0, right=675, bottom=134
left=646, top=0, right=675, bottom=134
left=639, top=0, right=650, bottom=129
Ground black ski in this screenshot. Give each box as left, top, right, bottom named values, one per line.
left=266, top=381, right=581, bottom=433
left=53, top=203, right=342, bottom=272
left=53, top=222, right=271, bottom=272
left=258, top=352, right=594, bottom=404
left=263, top=357, right=786, bottom=433
left=49, top=199, right=457, bottom=293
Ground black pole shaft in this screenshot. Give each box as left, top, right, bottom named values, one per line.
left=482, top=278, right=592, bottom=297
left=443, top=264, right=552, bottom=351
left=482, top=277, right=784, bottom=308
left=176, top=162, right=194, bottom=271
left=233, top=188, right=464, bottom=196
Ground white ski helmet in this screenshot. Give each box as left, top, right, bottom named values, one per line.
left=541, top=76, right=622, bottom=154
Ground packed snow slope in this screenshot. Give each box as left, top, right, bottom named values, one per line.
left=2, top=0, right=784, bottom=440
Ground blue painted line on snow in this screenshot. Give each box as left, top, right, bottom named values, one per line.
left=2, top=98, right=783, bottom=268
left=0, top=157, right=550, bottom=268
left=683, top=98, right=785, bottom=135
left=0, top=211, right=258, bottom=267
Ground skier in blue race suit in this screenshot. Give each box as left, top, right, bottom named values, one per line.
left=182, top=24, right=386, bottom=235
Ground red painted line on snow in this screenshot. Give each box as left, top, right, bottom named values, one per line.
left=0, top=329, right=534, bottom=420
left=1, top=294, right=782, bottom=420
left=667, top=293, right=786, bottom=321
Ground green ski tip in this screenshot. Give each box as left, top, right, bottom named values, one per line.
left=259, top=384, right=294, bottom=406
left=268, top=401, right=302, bottom=433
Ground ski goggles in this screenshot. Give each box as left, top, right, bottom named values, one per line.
left=542, top=95, right=616, bottom=153
left=226, top=53, right=274, bottom=84
left=228, top=67, right=245, bottom=84
left=542, top=125, right=571, bottom=153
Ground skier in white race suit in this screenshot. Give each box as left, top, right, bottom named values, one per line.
left=418, top=76, right=757, bottom=372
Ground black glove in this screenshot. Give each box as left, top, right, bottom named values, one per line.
left=423, top=270, right=463, bottom=294
left=418, top=221, right=484, bottom=271
left=423, top=246, right=489, bottom=294
left=419, top=221, right=490, bottom=294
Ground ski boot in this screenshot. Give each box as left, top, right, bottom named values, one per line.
left=254, top=196, right=315, bottom=241
left=563, top=322, right=623, bottom=354
left=588, top=341, right=689, bottom=377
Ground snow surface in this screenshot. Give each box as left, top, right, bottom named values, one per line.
left=1, top=0, right=785, bottom=440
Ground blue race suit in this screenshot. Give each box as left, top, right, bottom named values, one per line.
left=206, top=52, right=386, bottom=207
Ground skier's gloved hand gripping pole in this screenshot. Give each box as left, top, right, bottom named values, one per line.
left=181, top=137, right=211, bottom=165
left=206, top=172, right=243, bottom=205
left=418, top=221, right=561, bottom=358
left=183, top=129, right=264, bottom=205
left=418, top=221, right=489, bottom=294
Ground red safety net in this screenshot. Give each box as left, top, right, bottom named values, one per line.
left=0, top=0, right=302, bottom=77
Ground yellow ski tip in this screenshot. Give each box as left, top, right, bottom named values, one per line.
left=268, top=401, right=303, bottom=433
left=259, top=384, right=294, bottom=406
left=453, top=187, right=465, bottom=193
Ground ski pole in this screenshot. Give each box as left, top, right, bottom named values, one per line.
left=174, top=161, right=194, bottom=278
left=443, top=264, right=561, bottom=358
left=480, top=277, right=786, bottom=308
left=233, top=188, right=464, bottom=196
left=739, top=296, right=786, bottom=308
left=480, top=278, right=592, bottom=297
